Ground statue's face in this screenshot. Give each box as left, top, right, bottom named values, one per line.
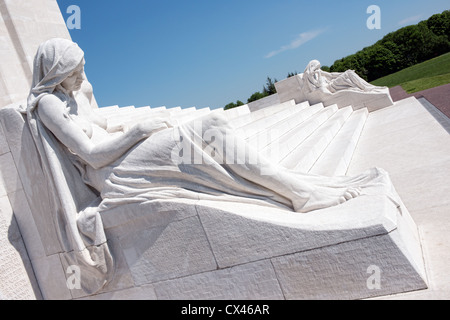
left=61, top=60, right=85, bottom=92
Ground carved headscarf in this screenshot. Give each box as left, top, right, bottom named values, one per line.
left=26, top=38, right=85, bottom=112
left=303, top=60, right=325, bottom=92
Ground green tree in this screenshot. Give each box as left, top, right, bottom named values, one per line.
left=224, top=100, right=245, bottom=110
left=224, top=102, right=237, bottom=110
left=364, top=44, right=397, bottom=81
left=263, top=77, right=277, bottom=95
left=247, top=91, right=268, bottom=103
left=427, top=10, right=450, bottom=40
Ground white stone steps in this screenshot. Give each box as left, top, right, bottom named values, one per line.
left=222, top=105, right=251, bottom=121
left=192, top=108, right=212, bottom=120
left=139, top=106, right=167, bottom=113
left=171, top=107, right=201, bottom=120
left=166, top=106, right=183, bottom=115
left=168, top=107, right=190, bottom=118
left=102, top=106, right=139, bottom=120
left=247, top=102, right=324, bottom=151
left=235, top=101, right=309, bottom=140
left=120, top=106, right=136, bottom=111
left=96, top=105, right=119, bottom=115
left=106, top=106, right=184, bottom=128
left=229, top=100, right=298, bottom=129
left=101, top=105, right=137, bottom=117
left=262, top=105, right=337, bottom=163
left=106, top=107, right=167, bottom=126
left=96, top=105, right=141, bottom=118
left=178, top=107, right=196, bottom=114
left=95, top=103, right=207, bottom=129
left=171, top=107, right=212, bottom=125
left=280, top=106, right=353, bottom=172
left=309, top=108, right=369, bottom=176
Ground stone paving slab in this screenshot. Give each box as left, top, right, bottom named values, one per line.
left=389, top=84, right=450, bottom=120
left=348, top=97, right=450, bottom=300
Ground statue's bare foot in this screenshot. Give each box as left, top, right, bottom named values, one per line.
left=294, top=186, right=361, bottom=213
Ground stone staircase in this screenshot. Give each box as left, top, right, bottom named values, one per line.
left=97, top=99, right=368, bottom=177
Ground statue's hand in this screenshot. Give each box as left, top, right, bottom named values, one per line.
left=107, top=123, right=129, bottom=133
left=133, top=118, right=171, bottom=138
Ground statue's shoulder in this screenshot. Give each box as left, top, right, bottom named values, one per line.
left=37, top=94, right=68, bottom=120
left=39, top=93, right=66, bottom=108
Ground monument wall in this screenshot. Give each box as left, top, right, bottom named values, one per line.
left=0, top=0, right=71, bottom=300
left=0, top=0, right=70, bottom=108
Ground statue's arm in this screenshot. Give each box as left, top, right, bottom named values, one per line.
left=321, top=71, right=339, bottom=81
left=85, top=108, right=128, bottom=134
left=37, top=94, right=168, bottom=169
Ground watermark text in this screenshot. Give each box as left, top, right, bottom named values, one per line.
left=66, top=5, right=81, bottom=30
left=367, top=5, right=381, bottom=30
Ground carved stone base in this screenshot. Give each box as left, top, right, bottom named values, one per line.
left=76, top=195, right=427, bottom=300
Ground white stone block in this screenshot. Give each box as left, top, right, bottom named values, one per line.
left=101, top=199, right=199, bottom=238
left=271, top=227, right=427, bottom=300
left=0, top=195, right=41, bottom=300
left=31, top=254, right=72, bottom=300
left=118, top=215, right=217, bottom=286
left=7, top=190, right=46, bottom=261
left=247, top=93, right=281, bottom=112
left=275, top=75, right=306, bottom=106
left=81, top=284, right=157, bottom=300
left=197, top=196, right=398, bottom=268
left=154, top=260, right=284, bottom=300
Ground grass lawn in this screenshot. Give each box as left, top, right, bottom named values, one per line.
left=371, top=52, right=450, bottom=93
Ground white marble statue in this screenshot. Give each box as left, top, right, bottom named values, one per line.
left=22, top=38, right=401, bottom=293
left=303, top=60, right=385, bottom=95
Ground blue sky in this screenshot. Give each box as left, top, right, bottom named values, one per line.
left=56, top=0, right=449, bottom=110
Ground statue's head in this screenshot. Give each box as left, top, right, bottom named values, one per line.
left=305, top=60, right=321, bottom=73
left=31, top=38, right=85, bottom=94
left=26, top=38, right=85, bottom=112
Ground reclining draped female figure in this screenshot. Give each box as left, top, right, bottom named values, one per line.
left=303, top=60, right=385, bottom=94
left=22, top=38, right=401, bottom=294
